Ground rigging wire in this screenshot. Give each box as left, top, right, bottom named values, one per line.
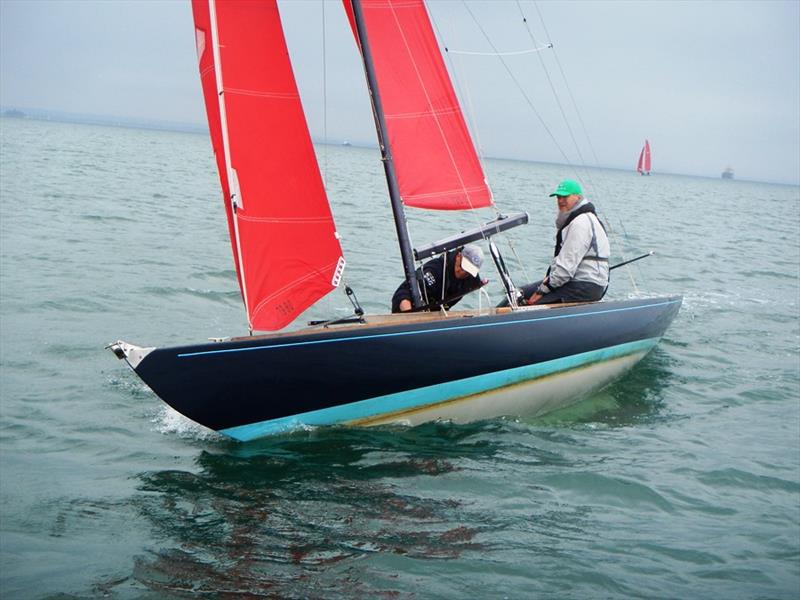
left=433, top=1, right=646, bottom=297
left=430, top=0, right=541, bottom=296
left=531, top=1, right=605, bottom=182
left=518, top=0, right=623, bottom=287
left=321, top=1, right=383, bottom=314
left=459, top=1, right=584, bottom=185
left=320, top=0, right=339, bottom=316
left=478, top=286, right=491, bottom=314
left=529, top=0, right=645, bottom=294
left=515, top=1, right=595, bottom=195
left=391, top=1, right=490, bottom=223
left=428, top=8, right=497, bottom=227
left=505, top=236, right=531, bottom=283
left=429, top=2, right=541, bottom=297
left=446, top=43, right=553, bottom=57
left=382, top=0, right=499, bottom=305
left=612, top=217, right=644, bottom=294
left=431, top=2, right=544, bottom=285
left=321, top=0, right=329, bottom=187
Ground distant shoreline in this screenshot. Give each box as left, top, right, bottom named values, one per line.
left=2, top=107, right=796, bottom=187
left=0, top=105, right=364, bottom=148
left=1, top=106, right=207, bottom=135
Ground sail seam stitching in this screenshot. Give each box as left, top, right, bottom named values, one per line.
left=249, top=259, right=341, bottom=319
left=237, top=215, right=336, bottom=224
left=404, top=185, right=488, bottom=200
left=386, top=106, right=460, bottom=119
left=386, top=2, right=482, bottom=209
left=224, top=87, right=298, bottom=100
left=362, top=0, right=419, bottom=7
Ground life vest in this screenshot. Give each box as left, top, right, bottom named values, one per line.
left=553, top=202, right=608, bottom=259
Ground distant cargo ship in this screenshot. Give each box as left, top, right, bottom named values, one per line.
left=722, top=166, right=734, bottom=179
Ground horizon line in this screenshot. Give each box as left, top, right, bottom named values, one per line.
left=2, top=105, right=797, bottom=187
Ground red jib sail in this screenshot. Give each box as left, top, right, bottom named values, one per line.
left=344, top=0, right=492, bottom=210
left=637, top=139, right=651, bottom=173
left=191, top=0, right=345, bottom=331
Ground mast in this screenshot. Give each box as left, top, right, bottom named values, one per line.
left=350, top=0, right=422, bottom=307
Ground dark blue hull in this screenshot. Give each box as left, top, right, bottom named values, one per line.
left=124, top=296, right=681, bottom=440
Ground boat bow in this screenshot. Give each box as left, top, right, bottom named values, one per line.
left=107, top=340, right=155, bottom=370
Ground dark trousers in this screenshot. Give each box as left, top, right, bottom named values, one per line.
left=497, top=279, right=607, bottom=307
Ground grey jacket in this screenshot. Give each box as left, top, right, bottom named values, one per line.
left=541, top=199, right=610, bottom=293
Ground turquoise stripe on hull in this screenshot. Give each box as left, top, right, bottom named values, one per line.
left=219, top=337, right=660, bottom=441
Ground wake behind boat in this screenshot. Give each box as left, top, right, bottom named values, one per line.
left=109, top=0, right=681, bottom=441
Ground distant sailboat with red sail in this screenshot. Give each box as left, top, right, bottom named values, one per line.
left=108, top=0, right=681, bottom=442
left=637, top=139, right=652, bottom=175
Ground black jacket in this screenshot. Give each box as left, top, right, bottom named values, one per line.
left=391, top=251, right=482, bottom=313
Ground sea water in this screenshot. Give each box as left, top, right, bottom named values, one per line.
left=1, top=117, right=798, bottom=599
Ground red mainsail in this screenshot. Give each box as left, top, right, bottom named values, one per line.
left=637, top=139, right=651, bottom=173
left=345, top=0, right=492, bottom=210
left=191, top=0, right=345, bottom=331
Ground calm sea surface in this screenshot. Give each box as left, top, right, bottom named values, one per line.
left=1, top=117, right=798, bottom=599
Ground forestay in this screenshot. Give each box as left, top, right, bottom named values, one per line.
left=192, top=0, right=345, bottom=331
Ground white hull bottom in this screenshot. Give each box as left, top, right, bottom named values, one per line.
left=355, top=350, right=649, bottom=428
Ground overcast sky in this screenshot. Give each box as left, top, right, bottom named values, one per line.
left=1, top=0, right=798, bottom=184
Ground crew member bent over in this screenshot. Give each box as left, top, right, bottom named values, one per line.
left=392, top=244, right=485, bottom=313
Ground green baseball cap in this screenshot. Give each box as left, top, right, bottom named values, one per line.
left=549, top=179, right=582, bottom=197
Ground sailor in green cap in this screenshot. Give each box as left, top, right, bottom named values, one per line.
left=520, top=179, right=610, bottom=305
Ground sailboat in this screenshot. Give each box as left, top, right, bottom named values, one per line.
left=108, top=0, right=681, bottom=442
left=637, top=139, right=651, bottom=175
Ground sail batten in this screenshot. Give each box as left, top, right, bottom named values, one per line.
left=345, top=0, right=492, bottom=211
left=192, top=0, right=344, bottom=331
